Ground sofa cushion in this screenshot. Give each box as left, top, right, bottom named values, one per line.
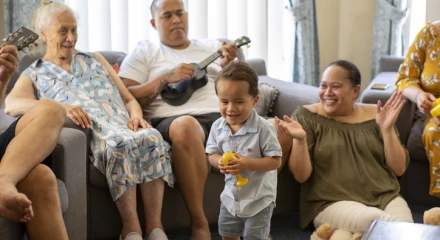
left=57, top=178, right=69, bottom=213
left=89, top=163, right=109, bottom=189
left=258, top=75, right=319, bottom=118
left=98, top=51, right=127, bottom=66
left=255, top=83, right=279, bottom=116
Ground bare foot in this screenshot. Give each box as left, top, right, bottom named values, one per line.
left=0, top=186, right=33, bottom=222
left=191, top=224, right=211, bottom=240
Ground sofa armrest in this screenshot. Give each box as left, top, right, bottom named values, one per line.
left=246, top=58, right=267, bottom=76
left=379, top=55, right=404, bottom=72
left=360, top=72, right=416, bottom=144
left=259, top=76, right=319, bottom=118
left=51, top=127, right=87, bottom=240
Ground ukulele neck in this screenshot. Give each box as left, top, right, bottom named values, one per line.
left=198, top=51, right=222, bottom=70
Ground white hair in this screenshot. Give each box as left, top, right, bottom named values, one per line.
left=29, top=0, right=77, bottom=57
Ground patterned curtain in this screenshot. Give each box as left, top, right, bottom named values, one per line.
left=3, top=0, right=41, bottom=37
left=371, top=0, right=408, bottom=78
left=286, top=0, right=320, bottom=86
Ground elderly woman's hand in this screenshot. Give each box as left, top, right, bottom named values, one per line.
left=376, top=91, right=405, bottom=131
left=62, top=104, right=92, bottom=128
left=275, top=115, right=306, bottom=140
left=127, top=117, right=151, bottom=132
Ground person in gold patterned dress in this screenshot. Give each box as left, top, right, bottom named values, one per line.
left=396, top=21, right=440, bottom=198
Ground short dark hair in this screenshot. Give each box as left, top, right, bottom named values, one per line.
left=215, top=61, right=259, bottom=97
left=150, top=0, right=184, bottom=18
left=327, top=60, right=361, bottom=87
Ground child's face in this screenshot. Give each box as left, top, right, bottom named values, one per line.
left=216, top=78, right=259, bottom=132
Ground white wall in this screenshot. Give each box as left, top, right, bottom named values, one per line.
left=316, top=0, right=376, bottom=91
left=426, top=0, right=440, bottom=22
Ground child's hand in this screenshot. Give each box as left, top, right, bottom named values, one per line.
left=225, top=153, right=249, bottom=174
left=218, top=157, right=227, bottom=174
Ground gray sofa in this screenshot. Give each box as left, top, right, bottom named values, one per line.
left=360, top=55, right=440, bottom=207
left=0, top=50, right=320, bottom=240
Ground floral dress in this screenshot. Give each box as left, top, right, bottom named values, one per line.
left=23, top=52, right=174, bottom=200
left=395, top=22, right=440, bottom=198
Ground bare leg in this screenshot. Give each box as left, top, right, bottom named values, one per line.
left=268, top=118, right=292, bottom=174
left=169, top=116, right=210, bottom=240
left=0, top=100, right=65, bottom=222
left=139, top=178, right=165, bottom=236
left=115, top=185, right=142, bottom=239
left=18, top=164, right=68, bottom=240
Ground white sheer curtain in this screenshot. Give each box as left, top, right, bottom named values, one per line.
left=65, top=0, right=292, bottom=81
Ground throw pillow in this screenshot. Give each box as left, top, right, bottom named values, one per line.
left=255, top=83, right=279, bottom=116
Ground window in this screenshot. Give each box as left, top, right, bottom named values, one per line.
left=407, top=0, right=426, bottom=47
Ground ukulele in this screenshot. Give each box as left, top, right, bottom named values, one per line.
left=160, top=36, right=251, bottom=106
left=1, top=27, right=39, bottom=52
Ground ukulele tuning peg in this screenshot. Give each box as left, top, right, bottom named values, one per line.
left=33, top=42, right=38, bottom=47
left=28, top=46, right=33, bottom=51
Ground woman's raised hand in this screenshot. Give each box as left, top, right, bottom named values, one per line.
left=63, top=104, right=92, bottom=128
left=127, top=117, right=151, bottom=132
left=376, top=91, right=405, bottom=131
left=275, top=115, right=306, bottom=139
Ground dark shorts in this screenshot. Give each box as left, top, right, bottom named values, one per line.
left=151, top=112, right=222, bottom=145
left=0, top=117, right=21, bottom=160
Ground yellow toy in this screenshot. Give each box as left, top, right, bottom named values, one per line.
left=430, top=98, right=440, bottom=118
left=221, top=152, right=248, bottom=187
left=424, top=207, right=440, bottom=225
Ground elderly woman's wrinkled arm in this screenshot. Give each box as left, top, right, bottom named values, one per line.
left=93, top=52, right=149, bottom=131
left=5, top=74, right=40, bottom=116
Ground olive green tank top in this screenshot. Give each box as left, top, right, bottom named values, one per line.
left=292, top=107, right=409, bottom=229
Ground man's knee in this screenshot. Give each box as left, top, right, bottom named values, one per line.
left=169, top=116, right=205, bottom=142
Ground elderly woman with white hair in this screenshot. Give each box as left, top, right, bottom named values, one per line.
left=6, top=1, right=174, bottom=240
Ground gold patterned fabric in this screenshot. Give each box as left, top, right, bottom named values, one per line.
left=396, top=22, right=440, bottom=198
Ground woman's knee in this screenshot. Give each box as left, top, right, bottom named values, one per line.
left=169, top=116, right=204, bottom=142
left=34, top=100, right=66, bottom=126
